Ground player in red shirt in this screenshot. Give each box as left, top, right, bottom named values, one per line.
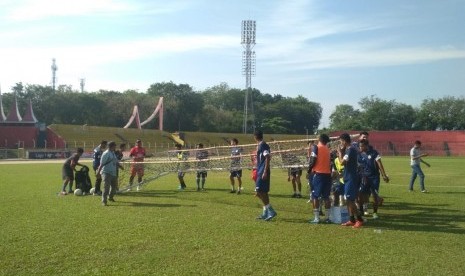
left=129, top=139, right=146, bottom=191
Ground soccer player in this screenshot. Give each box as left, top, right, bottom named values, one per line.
left=354, top=131, right=387, bottom=214
left=358, top=139, right=389, bottom=219
left=254, top=129, right=277, bottom=221
left=308, top=134, right=332, bottom=223
left=97, top=141, right=123, bottom=206
left=331, top=150, right=345, bottom=207
left=60, top=148, right=85, bottom=195
left=306, top=140, right=316, bottom=199
left=281, top=152, right=302, bottom=198
left=92, top=140, right=107, bottom=196
left=409, top=140, right=430, bottom=193
left=114, top=143, right=126, bottom=191
left=338, top=133, right=364, bottom=228
left=195, top=143, right=208, bottom=191
left=229, top=138, right=243, bottom=194
left=250, top=149, right=258, bottom=182
left=129, top=139, right=146, bottom=191
left=176, top=143, right=188, bottom=190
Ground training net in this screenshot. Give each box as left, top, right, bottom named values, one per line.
left=116, top=136, right=348, bottom=192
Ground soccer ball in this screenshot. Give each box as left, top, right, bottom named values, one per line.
left=74, top=189, right=83, bottom=196
left=89, top=188, right=95, bottom=195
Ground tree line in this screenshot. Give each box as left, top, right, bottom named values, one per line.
left=2, top=82, right=321, bottom=134
left=329, top=95, right=465, bottom=131
left=2, top=82, right=464, bottom=133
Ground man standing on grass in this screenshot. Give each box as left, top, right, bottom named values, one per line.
left=176, top=143, right=188, bottom=190
left=129, top=139, right=146, bottom=191
left=114, top=143, right=127, bottom=191
left=282, top=152, right=303, bottom=198
left=354, top=131, right=388, bottom=215
left=229, top=138, right=243, bottom=194
left=358, top=139, right=389, bottom=219
left=195, top=143, right=208, bottom=191
left=409, top=140, right=430, bottom=193
left=98, top=141, right=123, bottom=206
left=60, top=148, right=84, bottom=195
left=92, top=140, right=107, bottom=196
left=308, top=134, right=332, bottom=224
left=338, top=133, right=364, bottom=228
left=254, top=129, right=277, bottom=221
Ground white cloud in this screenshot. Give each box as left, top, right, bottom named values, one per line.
left=0, top=33, right=237, bottom=92
left=3, top=0, right=190, bottom=22
left=5, top=0, right=128, bottom=21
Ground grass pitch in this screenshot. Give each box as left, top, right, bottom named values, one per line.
left=1, top=157, right=464, bottom=275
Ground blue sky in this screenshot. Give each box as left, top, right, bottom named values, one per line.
left=1, top=0, right=464, bottom=127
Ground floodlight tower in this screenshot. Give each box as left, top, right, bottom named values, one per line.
left=51, top=58, right=58, bottom=92
left=241, top=20, right=256, bottom=134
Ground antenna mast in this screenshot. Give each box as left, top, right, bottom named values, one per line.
left=51, top=58, right=58, bottom=92
left=79, top=78, right=85, bottom=93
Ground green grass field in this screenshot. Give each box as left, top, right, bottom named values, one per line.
left=1, top=157, right=464, bottom=275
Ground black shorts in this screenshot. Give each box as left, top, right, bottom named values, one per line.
left=197, top=171, right=207, bottom=178
left=359, top=176, right=372, bottom=195
left=290, top=168, right=302, bottom=178
left=62, top=165, right=74, bottom=181
left=230, top=170, right=242, bottom=178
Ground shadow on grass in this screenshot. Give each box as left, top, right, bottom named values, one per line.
left=118, top=190, right=178, bottom=198
left=111, top=200, right=191, bottom=208
left=432, top=191, right=465, bottom=195
left=270, top=193, right=310, bottom=199
left=367, top=201, right=465, bottom=234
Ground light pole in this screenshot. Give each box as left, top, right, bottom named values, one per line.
left=241, top=20, right=256, bottom=134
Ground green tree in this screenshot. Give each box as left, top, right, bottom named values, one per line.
left=147, top=82, right=203, bottom=131
left=358, top=95, right=416, bottom=130
left=261, top=117, right=291, bottom=134
left=329, top=104, right=363, bottom=130
left=416, top=96, right=465, bottom=130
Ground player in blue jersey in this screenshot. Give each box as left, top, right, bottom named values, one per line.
left=195, top=143, right=208, bottom=191
left=254, top=130, right=277, bottom=221
left=353, top=131, right=388, bottom=214
left=337, top=133, right=364, bottom=228
left=358, top=139, right=389, bottom=219
left=229, top=138, right=243, bottom=194
left=92, top=140, right=107, bottom=196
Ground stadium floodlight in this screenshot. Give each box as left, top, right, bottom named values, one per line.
left=241, top=20, right=256, bottom=134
